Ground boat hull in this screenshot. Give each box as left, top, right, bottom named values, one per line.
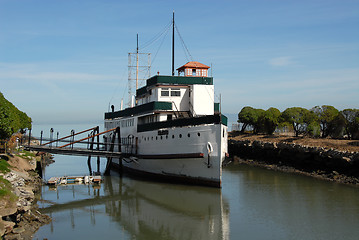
left=109, top=123, right=227, bottom=187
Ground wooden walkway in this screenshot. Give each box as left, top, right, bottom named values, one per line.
left=25, top=145, right=122, bottom=158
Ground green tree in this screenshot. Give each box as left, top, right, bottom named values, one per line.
left=0, top=92, right=32, bottom=139
left=341, top=109, right=359, bottom=139
left=237, top=107, right=265, bottom=134
left=18, top=111, right=32, bottom=133
left=252, top=108, right=265, bottom=134
left=238, top=106, right=255, bottom=132
left=281, top=107, right=310, bottom=137
left=311, top=105, right=340, bottom=138
left=261, top=107, right=281, bottom=135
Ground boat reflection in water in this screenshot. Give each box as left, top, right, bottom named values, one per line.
left=38, top=174, right=230, bottom=240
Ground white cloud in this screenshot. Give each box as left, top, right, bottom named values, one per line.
left=268, top=56, right=293, bottom=67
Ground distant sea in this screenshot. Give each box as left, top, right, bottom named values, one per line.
left=31, top=122, right=103, bottom=140
left=31, top=113, right=238, bottom=137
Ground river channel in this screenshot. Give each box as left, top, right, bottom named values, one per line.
left=31, top=154, right=359, bottom=240
left=31, top=124, right=359, bottom=239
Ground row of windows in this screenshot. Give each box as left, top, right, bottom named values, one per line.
left=105, top=119, right=134, bottom=129
left=139, top=132, right=201, bottom=143
left=161, top=88, right=181, bottom=97
left=186, top=68, right=207, bottom=77
left=121, top=119, right=135, bottom=128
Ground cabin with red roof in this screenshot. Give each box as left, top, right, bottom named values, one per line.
left=177, top=61, right=210, bottom=77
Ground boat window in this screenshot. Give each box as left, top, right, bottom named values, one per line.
left=198, top=132, right=201, bottom=137
left=161, top=88, right=169, bottom=96
left=192, top=69, right=196, bottom=76
left=179, top=134, right=182, bottom=138
left=187, top=133, right=190, bottom=137
left=170, top=88, right=181, bottom=97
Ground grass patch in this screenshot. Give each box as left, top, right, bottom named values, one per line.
left=0, top=159, right=11, bottom=173
left=0, top=176, right=17, bottom=201
left=16, top=150, right=36, bottom=160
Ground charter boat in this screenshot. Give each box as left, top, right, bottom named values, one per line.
left=104, top=62, right=228, bottom=187
left=104, top=16, right=228, bottom=187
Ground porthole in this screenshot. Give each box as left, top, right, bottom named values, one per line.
left=166, top=135, right=168, bottom=139
left=187, top=133, right=190, bottom=137
left=156, top=136, right=158, bottom=140
left=160, top=136, right=163, bottom=140
left=179, top=134, right=182, bottom=138
left=198, top=132, right=201, bottom=137
left=172, top=135, right=175, bottom=139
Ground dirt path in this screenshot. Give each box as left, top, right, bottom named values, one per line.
left=229, top=133, right=359, bottom=152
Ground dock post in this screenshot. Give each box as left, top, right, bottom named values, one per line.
left=96, top=126, right=100, bottom=173
left=104, top=157, right=112, bottom=175
left=71, top=130, right=75, bottom=150
left=87, top=155, right=92, bottom=176
left=50, top=128, right=54, bottom=148
left=28, top=128, right=31, bottom=146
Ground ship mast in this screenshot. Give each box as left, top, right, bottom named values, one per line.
left=136, top=34, right=139, bottom=90
left=172, top=11, right=175, bottom=76
left=128, top=36, right=151, bottom=107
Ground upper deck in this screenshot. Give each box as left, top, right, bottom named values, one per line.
left=136, top=75, right=213, bottom=97
left=105, top=61, right=219, bottom=122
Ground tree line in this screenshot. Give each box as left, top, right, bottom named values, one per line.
left=0, top=92, right=32, bottom=139
left=237, top=105, right=359, bottom=139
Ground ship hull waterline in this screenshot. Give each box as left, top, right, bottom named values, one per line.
left=107, top=123, right=227, bottom=188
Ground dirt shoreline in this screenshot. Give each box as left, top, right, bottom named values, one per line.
left=229, top=132, right=359, bottom=152
left=228, top=133, right=359, bottom=186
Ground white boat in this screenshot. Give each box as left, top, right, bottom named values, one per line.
left=104, top=17, right=228, bottom=187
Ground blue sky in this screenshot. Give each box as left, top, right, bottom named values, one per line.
left=1, top=0, right=358, bottom=125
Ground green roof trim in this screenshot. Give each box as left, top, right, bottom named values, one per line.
left=105, top=101, right=172, bottom=119
left=214, top=103, right=220, bottom=112
left=148, top=75, right=213, bottom=85
left=137, top=114, right=227, bottom=132
left=136, top=75, right=213, bottom=96
left=221, top=114, right=228, bottom=126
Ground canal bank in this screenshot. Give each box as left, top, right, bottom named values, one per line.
left=0, top=152, right=51, bottom=239
left=228, top=134, right=359, bottom=186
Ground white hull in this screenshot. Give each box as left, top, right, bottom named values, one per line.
left=108, top=123, right=227, bottom=187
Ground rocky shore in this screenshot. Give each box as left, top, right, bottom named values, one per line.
left=0, top=152, right=51, bottom=240
left=228, top=134, right=359, bottom=186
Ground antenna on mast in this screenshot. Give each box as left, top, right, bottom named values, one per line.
left=136, top=34, right=139, bottom=90
left=128, top=35, right=151, bottom=107
left=172, top=11, right=175, bottom=76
